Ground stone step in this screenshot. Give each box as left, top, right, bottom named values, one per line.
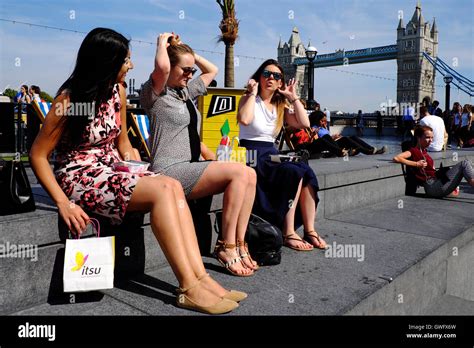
left=6, top=186, right=474, bottom=316
left=2, top=148, right=473, bottom=314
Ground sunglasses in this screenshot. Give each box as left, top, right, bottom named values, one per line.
left=179, top=66, right=198, bottom=75
left=262, top=69, right=282, bottom=81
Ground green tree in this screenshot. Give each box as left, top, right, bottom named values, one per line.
left=3, top=88, right=17, bottom=100
left=40, top=91, right=53, bottom=103
left=216, top=0, right=239, bottom=88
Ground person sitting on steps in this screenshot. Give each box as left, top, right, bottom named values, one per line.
left=393, top=125, right=474, bottom=198
left=30, top=28, right=243, bottom=315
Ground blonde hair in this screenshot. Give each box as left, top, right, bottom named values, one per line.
left=167, top=37, right=194, bottom=66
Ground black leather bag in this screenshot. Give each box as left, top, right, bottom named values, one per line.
left=0, top=160, right=36, bottom=215
left=213, top=211, right=283, bottom=266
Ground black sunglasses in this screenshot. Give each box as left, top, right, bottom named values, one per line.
left=179, top=66, right=198, bottom=75
left=262, top=69, right=282, bottom=81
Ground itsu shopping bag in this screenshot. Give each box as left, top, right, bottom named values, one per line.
left=63, top=219, right=115, bottom=292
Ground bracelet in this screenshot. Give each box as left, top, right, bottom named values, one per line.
left=245, top=92, right=256, bottom=97
left=289, top=98, right=298, bottom=104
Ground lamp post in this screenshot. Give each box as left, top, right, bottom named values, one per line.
left=443, top=74, right=453, bottom=114
left=305, top=44, right=317, bottom=111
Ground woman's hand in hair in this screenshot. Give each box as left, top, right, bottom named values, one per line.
left=158, top=32, right=175, bottom=48
left=277, top=78, right=298, bottom=101
left=246, top=79, right=259, bottom=96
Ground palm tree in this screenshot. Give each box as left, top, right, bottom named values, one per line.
left=216, top=0, right=239, bottom=87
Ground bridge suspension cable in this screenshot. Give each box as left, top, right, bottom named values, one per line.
left=423, top=52, right=473, bottom=97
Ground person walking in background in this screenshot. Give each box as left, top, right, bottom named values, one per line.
left=15, top=84, right=31, bottom=114
left=419, top=105, right=447, bottom=152
left=324, top=107, right=331, bottom=131
left=238, top=59, right=328, bottom=251
left=429, top=100, right=443, bottom=117
left=140, top=33, right=258, bottom=276
left=376, top=110, right=383, bottom=137
left=16, top=85, right=31, bottom=104
left=356, top=109, right=364, bottom=137
left=402, top=104, right=415, bottom=140
left=446, top=102, right=461, bottom=148
left=30, top=28, right=241, bottom=315
left=29, top=85, right=42, bottom=103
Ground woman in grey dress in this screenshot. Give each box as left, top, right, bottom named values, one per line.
left=141, top=33, right=257, bottom=276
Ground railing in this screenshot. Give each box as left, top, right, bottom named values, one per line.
left=331, top=114, right=402, bottom=128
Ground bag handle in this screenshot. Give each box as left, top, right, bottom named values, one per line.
left=74, top=217, right=101, bottom=239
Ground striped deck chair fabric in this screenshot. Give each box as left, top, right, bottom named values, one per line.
left=32, top=100, right=52, bottom=122
left=130, top=113, right=151, bottom=158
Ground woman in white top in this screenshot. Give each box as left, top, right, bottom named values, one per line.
left=238, top=59, right=327, bottom=251
left=455, top=104, right=472, bottom=147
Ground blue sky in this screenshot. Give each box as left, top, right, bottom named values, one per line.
left=1, top=0, right=472, bottom=112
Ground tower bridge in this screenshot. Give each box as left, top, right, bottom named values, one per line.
left=278, top=1, right=441, bottom=107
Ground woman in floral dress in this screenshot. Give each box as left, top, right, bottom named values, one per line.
left=30, top=27, right=243, bottom=314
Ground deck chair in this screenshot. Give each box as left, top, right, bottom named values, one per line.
left=128, top=113, right=151, bottom=158
left=31, top=100, right=51, bottom=123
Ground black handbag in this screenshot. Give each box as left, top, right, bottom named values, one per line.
left=0, top=160, right=36, bottom=215
left=213, top=211, right=283, bottom=266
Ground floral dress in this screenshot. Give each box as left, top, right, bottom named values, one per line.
left=54, top=84, right=157, bottom=224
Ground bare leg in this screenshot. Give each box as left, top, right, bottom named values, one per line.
left=236, top=167, right=258, bottom=269
left=299, top=185, right=327, bottom=249
left=282, top=179, right=312, bottom=250
left=127, top=176, right=224, bottom=307
left=188, top=162, right=253, bottom=275
left=168, top=179, right=238, bottom=297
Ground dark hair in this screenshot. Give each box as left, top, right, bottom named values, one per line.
left=56, top=28, right=130, bottom=145
left=432, top=100, right=439, bottom=107
left=422, top=96, right=431, bottom=107
left=309, top=110, right=326, bottom=127
left=31, top=85, right=41, bottom=94
left=419, top=105, right=428, bottom=115
left=21, top=85, right=28, bottom=92
left=414, top=125, right=433, bottom=138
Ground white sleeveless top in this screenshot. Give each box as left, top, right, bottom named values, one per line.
left=239, top=96, right=277, bottom=142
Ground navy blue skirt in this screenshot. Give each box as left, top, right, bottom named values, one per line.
left=241, top=139, right=319, bottom=230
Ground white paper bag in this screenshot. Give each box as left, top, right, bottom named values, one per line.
left=63, top=219, right=115, bottom=292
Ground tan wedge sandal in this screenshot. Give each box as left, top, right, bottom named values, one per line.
left=176, top=279, right=238, bottom=315
left=198, top=273, right=248, bottom=302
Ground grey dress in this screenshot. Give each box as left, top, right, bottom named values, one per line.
left=140, top=76, right=210, bottom=196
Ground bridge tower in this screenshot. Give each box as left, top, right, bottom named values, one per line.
left=277, top=27, right=307, bottom=100
left=396, top=1, right=438, bottom=107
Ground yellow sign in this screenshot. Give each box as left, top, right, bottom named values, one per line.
left=198, top=87, right=246, bottom=152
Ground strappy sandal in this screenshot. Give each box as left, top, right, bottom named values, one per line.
left=303, top=230, right=328, bottom=250
left=176, top=278, right=238, bottom=315
left=237, top=240, right=259, bottom=270
left=213, top=240, right=254, bottom=277
left=283, top=233, right=313, bottom=251
left=197, top=273, right=248, bottom=302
